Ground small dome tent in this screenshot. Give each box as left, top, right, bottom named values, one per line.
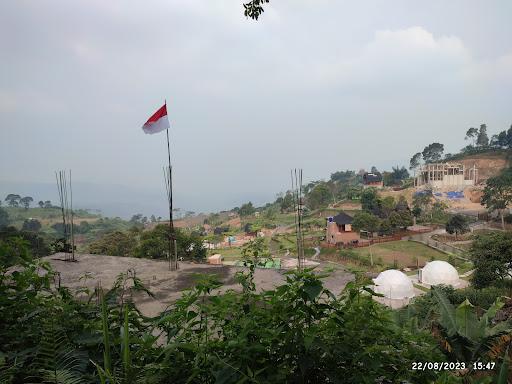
left=372, top=269, right=415, bottom=300
left=420, top=260, right=459, bottom=286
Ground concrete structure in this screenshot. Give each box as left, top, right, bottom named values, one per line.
left=419, top=260, right=461, bottom=287
left=372, top=269, right=415, bottom=300
left=414, top=162, right=478, bottom=188
left=326, top=212, right=360, bottom=245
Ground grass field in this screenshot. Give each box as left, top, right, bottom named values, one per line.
left=352, top=241, right=448, bottom=269
left=5, top=207, right=100, bottom=228
left=209, top=247, right=242, bottom=260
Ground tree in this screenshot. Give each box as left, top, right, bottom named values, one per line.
left=330, top=170, right=355, bottom=184
left=0, top=226, right=50, bottom=260
left=389, top=210, right=413, bottom=230
left=239, top=202, right=256, bottom=217
left=409, top=152, right=422, bottom=171
left=481, top=168, right=512, bottom=229
left=465, top=127, right=478, bottom=146
left=306, top=183, right=331, bottom=210
left=385, top=166, right=409, bottom=186
left=422, top=143, right=444, bottom=163
left=352, top=211, right=381, bottom=233
left=430, top=287, right=511, bottom=365
left=44, top=200, right=52, bottom=208
left=89, top=231, right=137, bottom=257
left=0, top=207, right=9, bottom=228
left=413, top=190, right=433, bottom=215
left=360, top=188, right=381, bottom=215
left=150, top=215, right=157, bottom=223
left=395, top=195, right=409, bottom=211
left=38, top=200, right=44, bottom=208
left=445, top=214, right=469, bottom=239
left=380, top=196, right=395, bottom=218
left=264, top=206, right=277, bottom=220
left=130, top=214, right=144, bottom=226
left=76, top=221, right=92, bottom=234
left=370, top=166, right=379, bottom=174
left=278, top=192, right=294, bottom=212
left=470, top=232, right=512, bottom=288
left=5, top=194, right=21, bottom=207
left=379, top=219, right=393, bottom=235
left=135, top=225, right=205, bottom=261
left=476, top=123, right=489, bottom=147
left=22, top=219, right=41, bottom=232
left=19, top=196, right=33, bottom=209
left=0, top=236, right=32, bottom=267
left=492, top=125, right=512, bottom=149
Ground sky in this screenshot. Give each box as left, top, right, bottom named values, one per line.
left=1, top=0, right=511, bottom=218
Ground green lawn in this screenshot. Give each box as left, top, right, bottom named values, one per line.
left=209, top=247, right=242, bottom=260
left=352, top=241, right=449, bottom=269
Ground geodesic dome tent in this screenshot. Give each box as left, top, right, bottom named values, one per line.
left=420, top=260, right=459, bottom=286
left=372, top=269, right=415, bottom=300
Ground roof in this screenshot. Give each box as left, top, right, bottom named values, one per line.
left=421, top=261, right=459, bottom=286
left=331, top=212, right=353, bottom=225
left=363, top=172, right=383, bottom=183
left=373, top=269, right=415, bottom=299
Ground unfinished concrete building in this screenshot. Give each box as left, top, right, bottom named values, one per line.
left=414, top=163, right=478, bottom=188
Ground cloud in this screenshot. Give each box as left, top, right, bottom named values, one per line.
left=0, top=2, right=511, bottom=215
left=310, top=26, right=512, bottom=94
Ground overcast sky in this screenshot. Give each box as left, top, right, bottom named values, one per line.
left=1, top=0, right=511, bottom=217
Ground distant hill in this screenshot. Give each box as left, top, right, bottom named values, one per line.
left=450, top=150, right=510, bottom=182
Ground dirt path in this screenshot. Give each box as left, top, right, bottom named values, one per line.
left=43, top=253, right=353, bottom=317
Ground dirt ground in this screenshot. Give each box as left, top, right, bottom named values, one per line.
left=43, top=253, right=354, bottom=317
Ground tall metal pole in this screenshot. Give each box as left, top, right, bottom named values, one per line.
left=165, top=123, right=176, bottom=271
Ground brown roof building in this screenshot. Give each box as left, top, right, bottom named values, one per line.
left=326, top=212, right=360, bottom=245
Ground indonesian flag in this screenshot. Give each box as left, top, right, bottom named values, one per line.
left=142, top=103, right=170, bottom=134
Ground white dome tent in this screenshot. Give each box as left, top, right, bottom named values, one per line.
left=420, top=260, right=460, bottom=287
left=372, top=269, right=415, bottom=300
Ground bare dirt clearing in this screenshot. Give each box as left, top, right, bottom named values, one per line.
left=43, top=253, right=354, bottom=316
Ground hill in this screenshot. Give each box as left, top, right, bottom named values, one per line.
left=454, top=150, right=510, bottom=181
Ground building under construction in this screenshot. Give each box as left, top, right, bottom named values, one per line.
left=414, top=162, right=478, bottom=188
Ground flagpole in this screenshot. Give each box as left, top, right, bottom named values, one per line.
left=165, top=100, right=176, bottom=270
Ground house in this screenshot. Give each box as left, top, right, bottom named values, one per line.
left=326, top=212, right=360, bottom=245
left=363, top=172, right=383, bottom=188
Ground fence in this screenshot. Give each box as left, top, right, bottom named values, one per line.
left=338, top=234, right=403, bottom=249
left=406, top=236, right=466, bottom=258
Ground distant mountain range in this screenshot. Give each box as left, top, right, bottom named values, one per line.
left=0, top=180, right=272, bottom=219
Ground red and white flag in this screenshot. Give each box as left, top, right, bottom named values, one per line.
left=142, top=103, right=170, bottom=134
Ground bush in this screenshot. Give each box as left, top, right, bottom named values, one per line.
left=135, top=224, right=206, bottom=261
left=0, top=226, right=50, bottom=264
left=0, top=261, right=444, bottom=383
left=446, top=286, right=507, bottom=309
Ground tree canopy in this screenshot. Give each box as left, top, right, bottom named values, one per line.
left=445, top=214, right=469, bottom=239
left=239, top=201, right=256, bottom=217
left=422, top=142, right=444, bottom=163
left=470, top=231, right=512, bottom=288
left=481, top=168, right=512, bottom=229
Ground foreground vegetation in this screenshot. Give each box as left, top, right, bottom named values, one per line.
left=1, top=239, right=511, bottom=382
